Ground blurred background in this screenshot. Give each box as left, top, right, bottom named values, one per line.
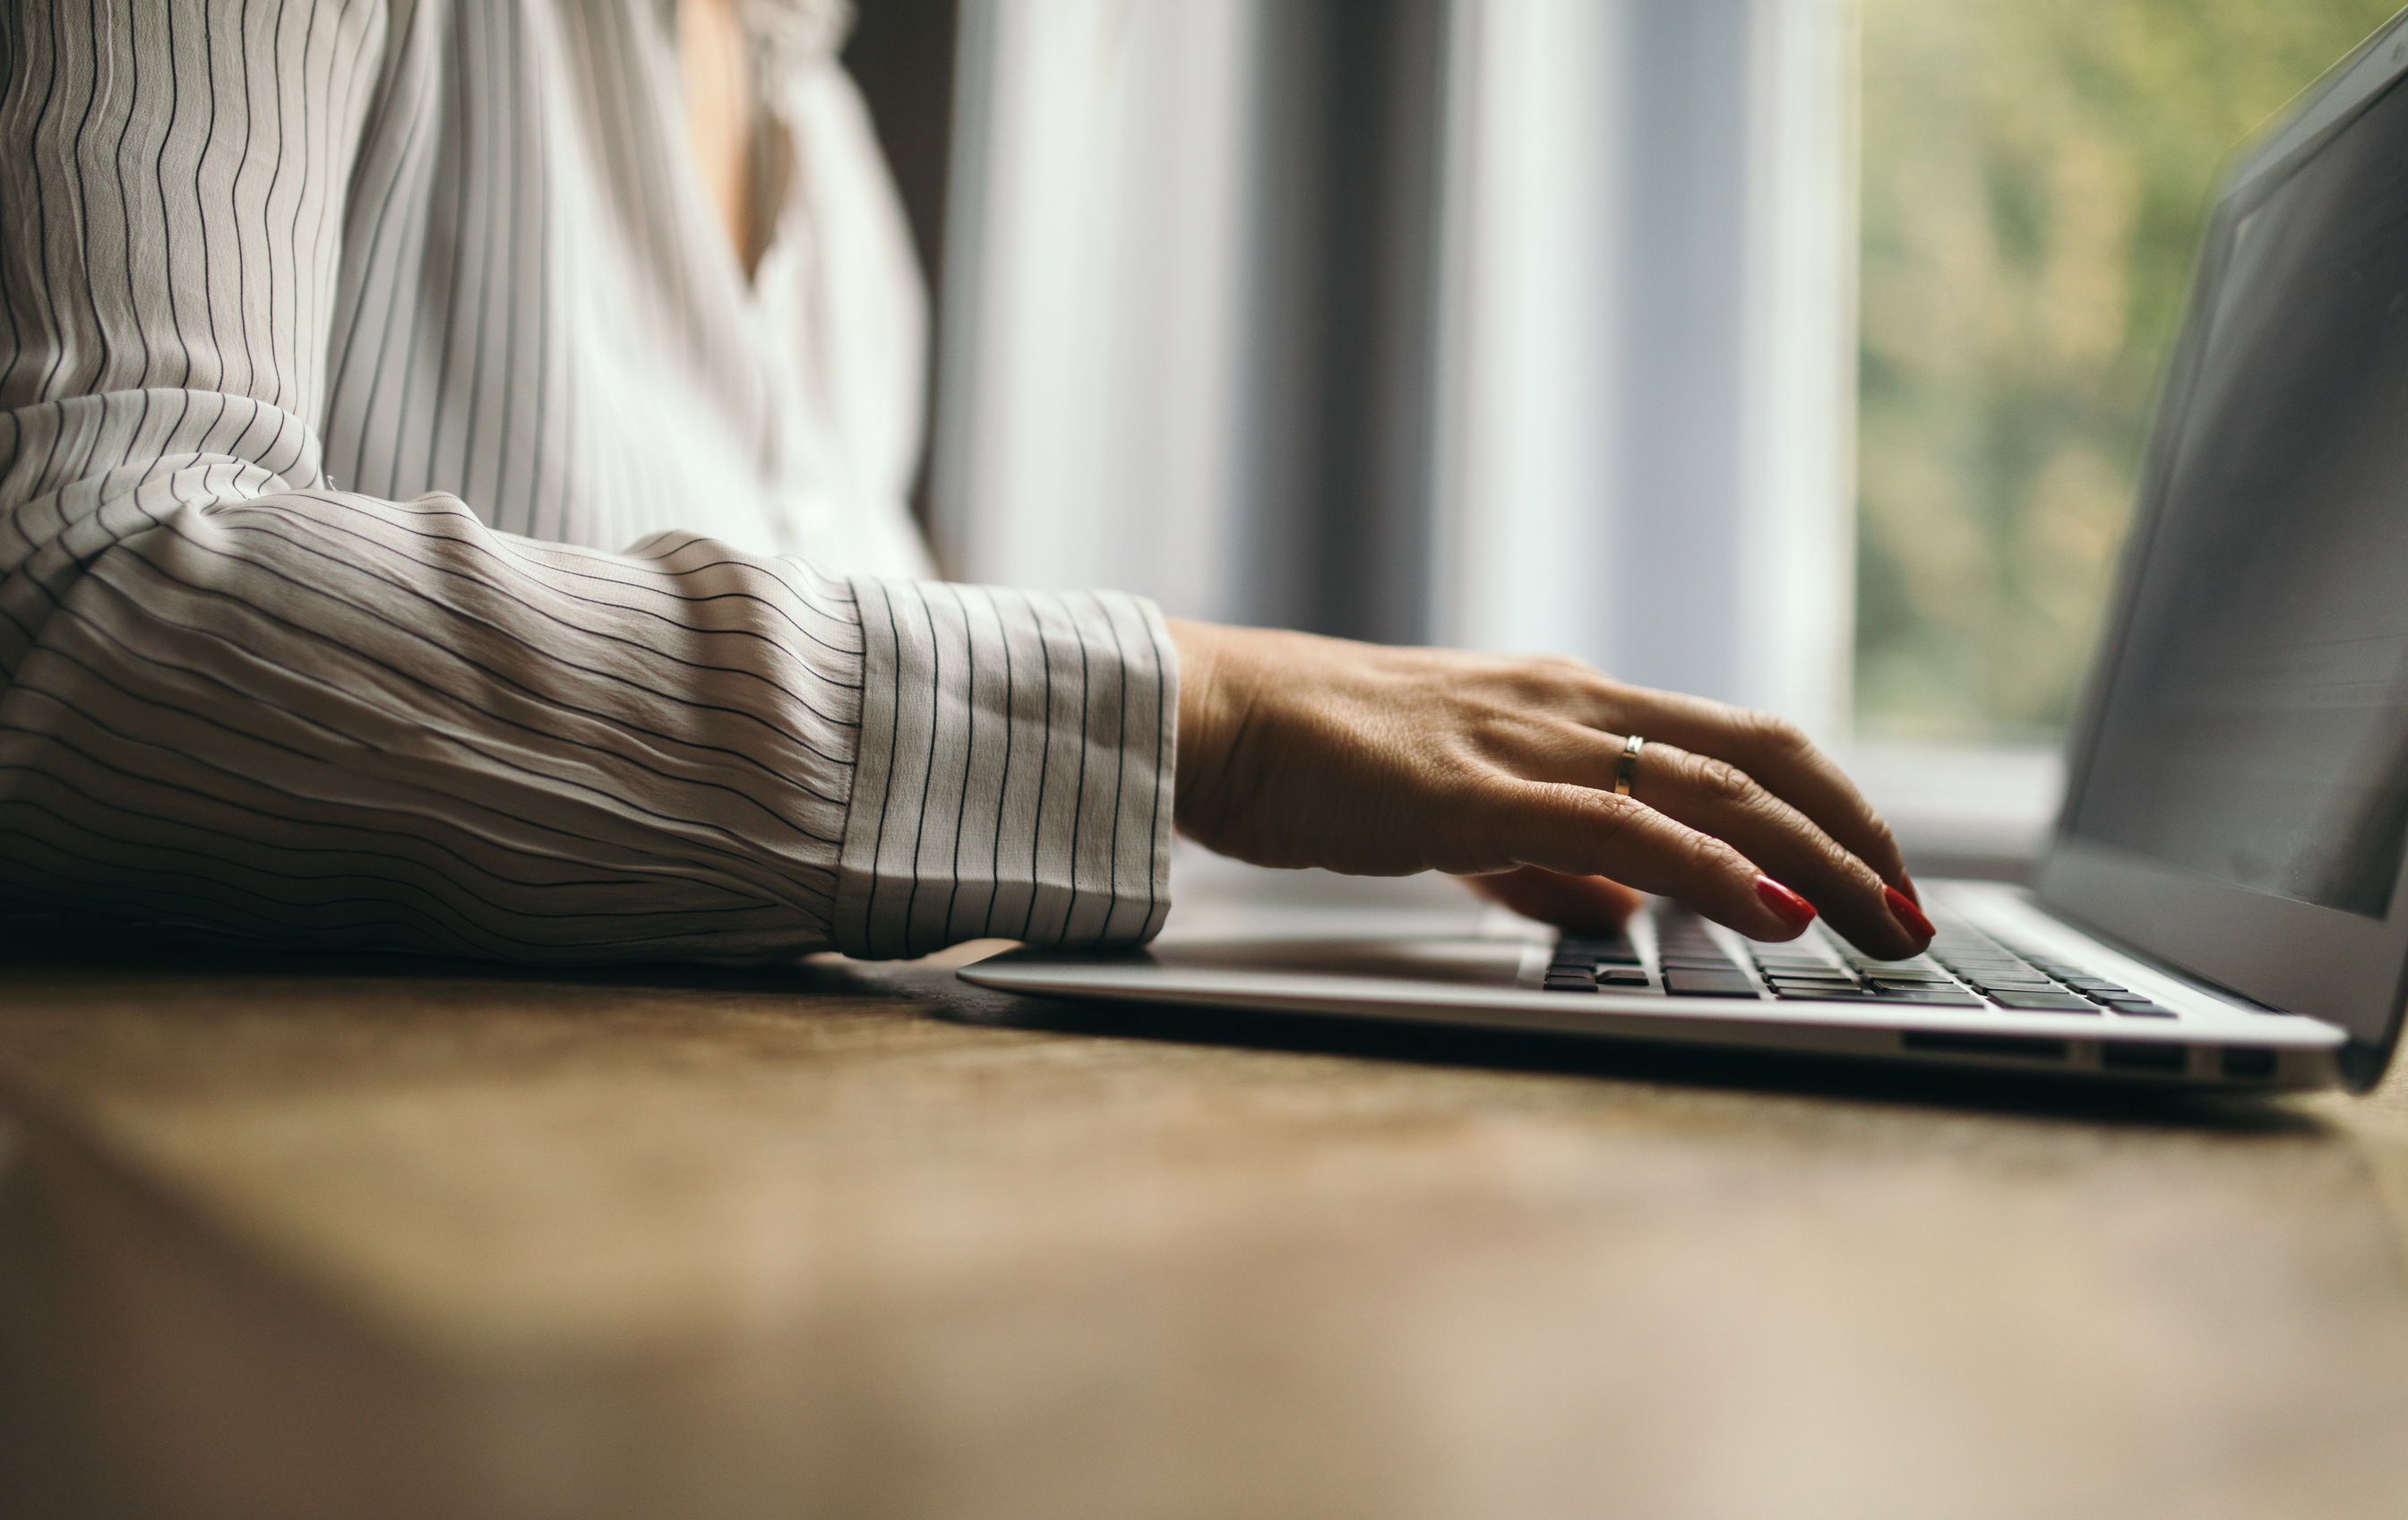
left=843, top=0, right=2403, bottom=877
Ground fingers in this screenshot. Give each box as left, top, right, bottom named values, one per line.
left=1621, top=740, right=1924, bottom=958
left=1460, top=866, right=1642, bottom=934
left=1598, top=691, right=1909, bottom=893
left=1473, top=715, right=1924, bottom=957
left=1485, top=782, right=1822, bottom=943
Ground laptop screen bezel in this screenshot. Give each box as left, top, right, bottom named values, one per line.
left=2037, top=8, right=2408, bottom=1091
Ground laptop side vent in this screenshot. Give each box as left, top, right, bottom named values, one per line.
left=2101, top=1043, right=2188, bottom=1074
left=2221, top=1046, right=2277, bottom=1079
left=1901, top=1031, right=2069, bottom=1062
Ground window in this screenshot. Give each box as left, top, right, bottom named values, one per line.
left=1853, top=0, right=2402, bottom=744
left=942, top=3, right=2407, bottom=868
left=939, top=0, right=1862, bottom=735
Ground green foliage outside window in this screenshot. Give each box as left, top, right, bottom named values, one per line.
left=1854, top=0, right=2403, bottom=743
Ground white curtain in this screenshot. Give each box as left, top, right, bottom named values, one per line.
left=932, top=0, right=1857, bottom=735
left=927, top=0, right=1257, bottom=623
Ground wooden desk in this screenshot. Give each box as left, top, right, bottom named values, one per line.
left=7, top=873, right=2408, bottom=1520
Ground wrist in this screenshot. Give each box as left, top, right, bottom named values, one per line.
left=1165, top=617, right=1239, bottom=829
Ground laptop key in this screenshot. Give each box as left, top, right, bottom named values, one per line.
left=1664, top=970, right=1760, bottom=998
left=1596, top=969, right=1652, bottom=988
left=1989, top=992, right=2101, bottom=1013
left=1560, top=939, right=1641, bottom=966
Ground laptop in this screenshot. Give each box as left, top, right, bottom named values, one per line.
left=966, top=14, right=2408, bottom=1095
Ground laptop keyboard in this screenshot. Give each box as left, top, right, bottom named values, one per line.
left=1544, top=906, right=2180, bottom=1018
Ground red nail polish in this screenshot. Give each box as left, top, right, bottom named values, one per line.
left=1754, top=876, right=1817, bottom=930
left=1897, top=872, right=1922, bottom=906
left=1885, top=885, right=1935, bottom=943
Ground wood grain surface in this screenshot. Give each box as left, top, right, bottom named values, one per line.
left=5, top=871, right=2408, bottom=1520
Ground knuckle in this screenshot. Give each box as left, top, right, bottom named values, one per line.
left=1742, top=708, right=1811, bottom=758
left=1575, top=786, right=1639, bottom=825
left=1578, top=787, right=1654, bottom=840
left=1862, top=812, right=1902, bottom=863
left=1690, top=755, right=1761, bottom=809
left=1510, top=653, right=1600, bottom=705
left=1683, top=827, right=1745, bottom=880
left=1824, top=834, right=1877, bottom=884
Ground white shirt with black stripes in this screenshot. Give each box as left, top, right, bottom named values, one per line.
left=0, top=0, right=1176, bottom=962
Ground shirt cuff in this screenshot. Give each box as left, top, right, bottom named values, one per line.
left=831, top=579, right=1177, bottom=958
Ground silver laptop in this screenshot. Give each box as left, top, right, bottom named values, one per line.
left=967, top=15, right=2408, bottom=1095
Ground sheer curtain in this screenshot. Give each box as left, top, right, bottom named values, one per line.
left=925, top=0, right=1259, bottom=624
left=930, top=0, right=1858, bottom=727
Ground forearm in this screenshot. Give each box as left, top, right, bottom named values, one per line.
left=1, top=485, right=870, bottom=959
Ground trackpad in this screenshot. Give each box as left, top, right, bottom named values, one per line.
left=1148, top=936, right=1528, bottom=987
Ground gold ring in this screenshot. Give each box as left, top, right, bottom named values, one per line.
left=1614, top=733, right=1645, bottom=796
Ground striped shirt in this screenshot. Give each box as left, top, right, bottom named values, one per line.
left=0, top=0, right=1175, bottom=961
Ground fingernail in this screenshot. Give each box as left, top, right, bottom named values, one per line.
left=1754, top=876, right=1818, bottom=930
left=1897, top=872, right=1922, bottom=906
left=1885, top=885, right=1935, bottom=944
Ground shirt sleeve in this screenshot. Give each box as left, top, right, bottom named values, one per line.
left=0, top=2, right=1176, bottom=963
left=836, top=579, right=1176, bottom=958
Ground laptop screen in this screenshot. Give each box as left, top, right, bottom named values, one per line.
left=2067, top=73, right=2408, bottom=920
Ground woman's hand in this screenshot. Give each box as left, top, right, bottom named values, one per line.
left=1165, top=619, right=1932, bottom=959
